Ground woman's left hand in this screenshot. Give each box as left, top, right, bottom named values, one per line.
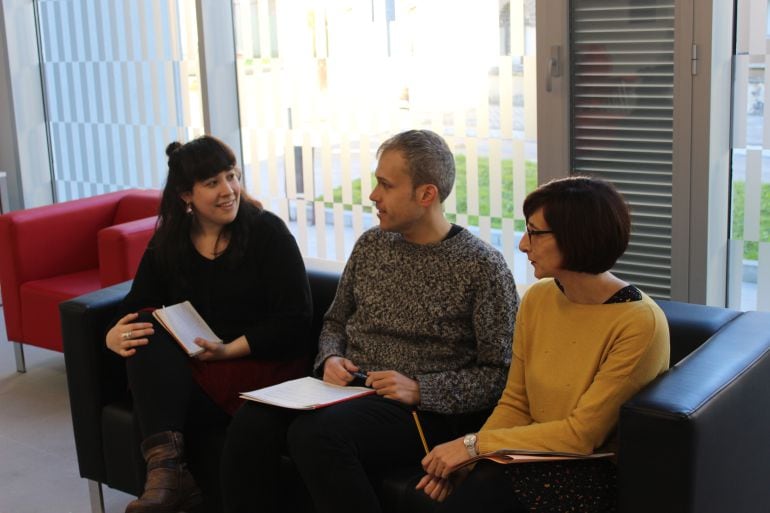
left=194, top=335, right=250, bottom=361
left=421, top=437, right=472, bottom=479
left=194, top=338, right=229, bottom=361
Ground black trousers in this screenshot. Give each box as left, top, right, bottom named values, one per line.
left=221, top=402, right=298, bottom=513
left=221, top=394, right=487, bottom=513
left=125, top=312, right=230, bottom=438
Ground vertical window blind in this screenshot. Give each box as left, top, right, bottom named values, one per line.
left=36, top=0, right=204, bottom=200
left=570, top=1, right=675, bottom=298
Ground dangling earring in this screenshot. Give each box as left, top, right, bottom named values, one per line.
left=185, top=202, right=193, bottom=215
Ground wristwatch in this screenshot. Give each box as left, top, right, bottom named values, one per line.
left=463, top=433, right=478, bottom=457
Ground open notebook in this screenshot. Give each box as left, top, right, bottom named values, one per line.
left=152, top=301, right=222, bottom=356
left=240, top=376, right=375, bottom=410
left=450, top=449, right=614, bottom=473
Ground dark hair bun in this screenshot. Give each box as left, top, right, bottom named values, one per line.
left=165, top=141, right=183, bottom=158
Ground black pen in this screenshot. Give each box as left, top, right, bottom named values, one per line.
left=349, top=370, right=370, bottom=387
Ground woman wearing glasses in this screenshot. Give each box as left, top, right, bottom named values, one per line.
left=417, top=176, right=670, bottom=512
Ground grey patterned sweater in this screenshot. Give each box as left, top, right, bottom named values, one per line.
left=314, top=226, right=519, bottom=415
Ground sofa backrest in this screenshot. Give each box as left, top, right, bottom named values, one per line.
left=112, top=190, right=161, bottom=225
left=0, top=192, right=128, bottom=284
left=301, top=277, right=745, bottom=370
left=306, top=269, right=341, bottom=365
left=654, top=299, right=743, bottom=365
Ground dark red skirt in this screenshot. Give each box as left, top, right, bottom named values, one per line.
left=188, top=356, right=309, bottom=415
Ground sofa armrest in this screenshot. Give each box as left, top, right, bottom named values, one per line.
left=61, top=281, right=132, bottom=482
left=98, top=216, right=157, bottom=287
left=618, top=311, right=770, bottom=513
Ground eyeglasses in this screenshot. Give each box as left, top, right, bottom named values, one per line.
left=526, top=228, right=554, bottom=244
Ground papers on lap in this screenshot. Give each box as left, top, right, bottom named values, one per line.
left=240, top=376, right=376, bottom=410
left=450, top=449, right=614, bottom=473
left=152, top=301, right=222, bottom=357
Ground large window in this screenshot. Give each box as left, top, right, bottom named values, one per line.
left=37, top=0, right=204, bottom=201
left=232, top=0, right=538, bottom=281
left=21, top=0, right=754, bottom=306
left=730, top=0, right=770, bottom=311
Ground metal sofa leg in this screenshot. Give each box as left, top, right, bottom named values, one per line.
left=13, top=342, right=26, bottom=373
left=88, top=480, right=105, bottom=513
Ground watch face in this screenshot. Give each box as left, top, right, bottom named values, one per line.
left=463, top=433, right=478, bottom=457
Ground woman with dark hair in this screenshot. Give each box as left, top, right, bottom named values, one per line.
left=417, top=176, right=670, bottom=512
left=105, top=135, right=312, bottom=513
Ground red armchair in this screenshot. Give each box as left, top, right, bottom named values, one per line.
left=0, top=189, right=161, bottom=372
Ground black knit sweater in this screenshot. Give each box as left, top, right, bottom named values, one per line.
left=118, top=208, right=313, bottom=359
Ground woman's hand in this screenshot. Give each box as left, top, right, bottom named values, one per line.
left=415, top=474, right=453, bottom=502
left=421, top=437, right=472, bottom=479
left=416, top=465, right=471, bottom=502
left=195, top=335, right=250, bottom=361
left=105, top=313, right=154, bottom=357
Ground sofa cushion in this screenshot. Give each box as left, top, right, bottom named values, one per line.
left=20, top=269, right=101, bottom=351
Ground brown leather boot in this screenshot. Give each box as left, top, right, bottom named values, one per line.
left=125, top=431, right=202, bottom=513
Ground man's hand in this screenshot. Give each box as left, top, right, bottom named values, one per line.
left=366, top=370, right=420, bottom=406
left=323, top=356, right=361, bottom=385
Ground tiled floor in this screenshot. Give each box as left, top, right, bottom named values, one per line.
left=0, top=308, right=135, bottom=513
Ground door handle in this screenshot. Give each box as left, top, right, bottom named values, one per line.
left=545, top=45, right=562, bottom=93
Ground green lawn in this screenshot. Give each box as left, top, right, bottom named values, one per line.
left=731, top=180, right=770, bottom=261
left=322, top=166, right=767, bottom=262
left=320, top=156, right=538, bottom=231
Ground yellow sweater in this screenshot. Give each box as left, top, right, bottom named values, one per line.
left=477, top=278, right=670, bottom=455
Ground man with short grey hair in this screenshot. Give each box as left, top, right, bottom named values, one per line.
left=222, top=129, right=519, bottom=513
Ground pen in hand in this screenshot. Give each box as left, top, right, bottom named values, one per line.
left=349, top=370, right=370, bottom=388
left=412, top=410, right=430, bottom=455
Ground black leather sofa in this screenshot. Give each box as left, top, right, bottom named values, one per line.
left=61, top=269, right=770, bottom=513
